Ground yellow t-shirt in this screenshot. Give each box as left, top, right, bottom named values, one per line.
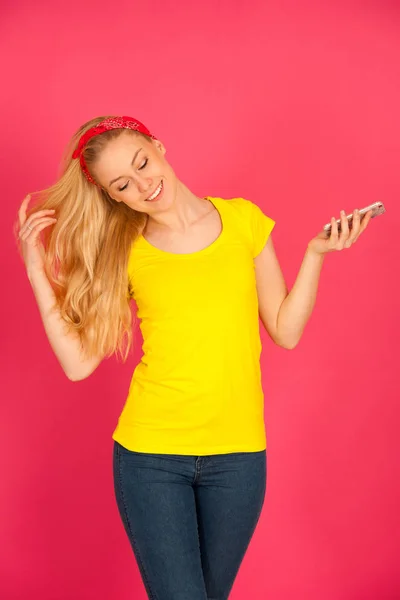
left=112, top=196, right=275, bottom=455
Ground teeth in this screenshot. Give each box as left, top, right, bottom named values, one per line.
left=146, top=181, right=163, bottom=201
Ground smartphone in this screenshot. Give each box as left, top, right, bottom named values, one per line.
left=323, top=201, right=386, bottom=236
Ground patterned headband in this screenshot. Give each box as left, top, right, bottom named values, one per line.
left=72, top=116, right=158, bottom=186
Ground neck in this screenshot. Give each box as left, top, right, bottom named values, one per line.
left=146, top=180, right=210, bottom=233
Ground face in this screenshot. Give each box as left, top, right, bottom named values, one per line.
left=93, top=131, right=177, bottom=213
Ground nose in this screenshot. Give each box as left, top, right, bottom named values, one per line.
left=136, top=176, right=153, bottom=195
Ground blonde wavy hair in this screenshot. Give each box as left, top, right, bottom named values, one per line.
left=14, top=115, right=153, bottom=363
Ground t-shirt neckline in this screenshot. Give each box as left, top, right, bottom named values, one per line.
left=136, top=196, right=225, bottom=257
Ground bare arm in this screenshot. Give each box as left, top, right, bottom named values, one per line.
left=17, top=194, right=103, bottom=381
left=254, top=235, right=291, bottom=348
left=255, top=236, right=325, bottom=349
left=275, top=248, right=325, bottom=348
left=28, top=268, right=103, bottom=381
left=255, top=208, right=373, bottom=349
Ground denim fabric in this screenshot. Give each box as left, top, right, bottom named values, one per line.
left=113, top=440, right=267, bottom=599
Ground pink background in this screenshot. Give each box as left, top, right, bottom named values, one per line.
left=2, top=0, right=399, bottom=598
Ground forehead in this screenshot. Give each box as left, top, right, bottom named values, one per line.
left=100, top=131, right=143, bottom=162
left=95, top=131, right=149, bottom=177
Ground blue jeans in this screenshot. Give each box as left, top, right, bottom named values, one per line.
left=112, top=440, right=267, bottom=599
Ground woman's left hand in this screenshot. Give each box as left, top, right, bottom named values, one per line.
left=307, top=209, right=373, bottom=255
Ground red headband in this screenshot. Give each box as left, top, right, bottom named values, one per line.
left=72, top=116, right=158, bottom=186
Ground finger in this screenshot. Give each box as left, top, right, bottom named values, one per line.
left=19, top=210, right=57, bottom=235
left=19, top=217, right=57, bottom=241
left=337, top=210, right=349, bottom=250
left=329, top=216, right=339, bottom=247
left=352, top=211, right=372, bottom=243
left=18, top=193, right=56, bottom=227
left=18, top=194, right=31, bottom=227
left=21, top=219, right=58, bottom=246
left=19, top=217, right=52, bottom=240
left=352, top=210, right=374, bottom=243
left=360, top=210, right=373, bottom=231
left=20, top=215, right=57, bottom=232
left=344, top=208, right=360, bottom=247
left=350, top=208, right=361, bottom=237
left=34, top=209, right=56, bottom=216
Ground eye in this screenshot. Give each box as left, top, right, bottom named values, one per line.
left=117, top=158, right=148, bottom=192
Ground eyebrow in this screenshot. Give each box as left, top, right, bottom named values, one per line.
left=109, top=148, right=142, bottom=187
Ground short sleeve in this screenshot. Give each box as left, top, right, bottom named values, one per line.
left=248, top=200, right=276, bottom=257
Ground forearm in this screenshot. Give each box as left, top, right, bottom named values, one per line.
left=276, top=246, right=325, bottom=348
left=28, top=268, right=91, bottom=380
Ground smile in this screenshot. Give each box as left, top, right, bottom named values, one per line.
left=145, top=180, right=164, bottom=201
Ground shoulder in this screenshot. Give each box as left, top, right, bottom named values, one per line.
left=212, top=196, right=273, bottom=224
left=213, top=196, right=276, bottom=258
left=216, top=196, right=261, bottom=218
left=214, top=196, right=255, bottom=211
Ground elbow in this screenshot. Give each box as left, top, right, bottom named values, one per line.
left=273, top=325, right=304, bottom=350
left=274, top=335, right=301, bottom=350
left=262, top=319, right=301, bottom=350
left=280, top=339, right=299, bottom=350
left=66, top=371, right=87, bottom=382
left=66, top=373, right=80, bottom=382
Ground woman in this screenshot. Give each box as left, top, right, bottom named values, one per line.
left=16, top=115, right=372, bottom=599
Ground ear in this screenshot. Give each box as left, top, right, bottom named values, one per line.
left=153, top=139, right=166, bottom=155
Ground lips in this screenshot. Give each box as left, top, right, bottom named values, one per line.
left=145, top=180, right=163, bottom=201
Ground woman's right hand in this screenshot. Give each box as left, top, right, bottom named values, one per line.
left=17, top=194, right=58, bottom=275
